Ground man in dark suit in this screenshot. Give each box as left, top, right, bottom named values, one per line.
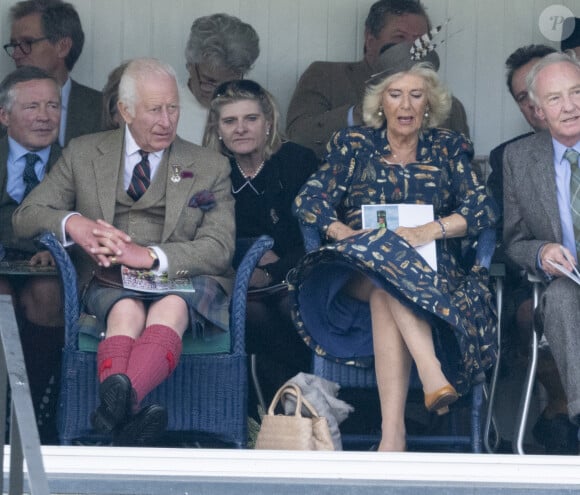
left=13, top=57, right=235, bottom=446
left=486, top=45, right=577, bottom=454
left=286, top=0, right=469, bottom=158
left=504, top=52, right=580, bottom=451
left=3, top=0, right=102, bottom=146
left=0, top=65, right=63, bottom=444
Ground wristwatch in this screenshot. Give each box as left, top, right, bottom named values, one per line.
left=147, top=248, right=160, bottom=270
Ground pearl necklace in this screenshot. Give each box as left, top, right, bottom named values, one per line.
left=231, top=159, right=266, bottom=195
left=236, top=159, right=265, bottom=179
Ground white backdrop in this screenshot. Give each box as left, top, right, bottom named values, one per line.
left=0, top=0, right=578, bottom=157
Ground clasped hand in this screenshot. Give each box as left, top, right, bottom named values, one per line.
left=66, top=217, right=151, bottom=269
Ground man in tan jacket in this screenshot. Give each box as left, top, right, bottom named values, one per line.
left=14, top=57, right=235, bottom=446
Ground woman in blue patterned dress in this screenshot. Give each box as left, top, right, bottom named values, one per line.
left=291, top=52, right=498, bottom=451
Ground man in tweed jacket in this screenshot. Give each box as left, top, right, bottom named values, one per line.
left=504, top=52, right=580, bottom=431
left=14, top=58, right=235, bottom=446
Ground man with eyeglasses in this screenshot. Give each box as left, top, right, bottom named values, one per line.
left=3, top=0, right=102, bottom=147
left=179, top=13, right=259, bottom=144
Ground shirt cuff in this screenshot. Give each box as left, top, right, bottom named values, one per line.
left=61, top=212, right=81, bottom=246
left=148, top=246, right=168, bottom=274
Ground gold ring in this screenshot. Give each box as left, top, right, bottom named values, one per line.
left=110, top=256, right=117, bottom=265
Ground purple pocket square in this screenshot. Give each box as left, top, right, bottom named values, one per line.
left=189, top=190, right=216, bottom=211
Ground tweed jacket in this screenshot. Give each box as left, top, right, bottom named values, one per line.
left=12, top=128, right=235, bottom=292
left=503, top=130, right=563, bottom=277
left=0, top=136, right=62, bottom=248
left=286, top=59, right=470, bottom=159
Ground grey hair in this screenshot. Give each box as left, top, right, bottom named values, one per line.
left=0, top=66, right=59, bottom=113
left=184, top=13, right=259, bottom=74
left=527, top=51, right=580, bottom=106
left=118, top=58, right=178, bottom=117
left=362, top=62, right=451, bottom=129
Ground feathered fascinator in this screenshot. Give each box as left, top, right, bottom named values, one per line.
left=367, top=24, right=445, bottom=85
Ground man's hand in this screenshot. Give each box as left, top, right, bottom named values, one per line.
left=29, top=250, right=55, bottom=266
left=66, top=216, right=131, bottom=266
left=539, top=243, right=577, bottom=277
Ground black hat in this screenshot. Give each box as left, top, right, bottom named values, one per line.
left=367, top=40, right=440, bottom=86
left=562, top=17, right=580, bottom=51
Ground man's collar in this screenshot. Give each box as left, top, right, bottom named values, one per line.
left=123, top=124, right=164, bottom=159
left=552, top=137, right=580, bottom=162
left=7, top=136, right=52, bottom=163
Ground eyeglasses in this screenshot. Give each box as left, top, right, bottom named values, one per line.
left=194, top=63, right=243, bottom=91
left=213, top=79, right=265, bottom=100
left=3, top=37, right=49, bottom=57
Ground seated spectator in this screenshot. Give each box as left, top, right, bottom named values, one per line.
left=0, top=66, right=63, bottom=444
left=503, top=51, right=580, bottom=455
left=203, top=79, right=319, bottom=410
left=286, top=0, right=470, bottom=159
left=102, top=62, right=129, bottom=130
left=178, top=13, right=259, bottom=144
left=291, top=41, right=497, bottom=451
left=13, top=57, right=235, bottom=446
left=3, top=0, right=102, bottom=145
left=487, top=44, right=578, bottom=454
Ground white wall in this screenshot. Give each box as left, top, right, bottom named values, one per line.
left=0, top=0, right=578, bottom=156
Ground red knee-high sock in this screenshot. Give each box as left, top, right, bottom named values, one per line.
left=125, top=324, right=182, bottom=406
left=97, top=335, right=135, bottom=382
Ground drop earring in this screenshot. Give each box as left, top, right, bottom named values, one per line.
left=377, top=107, right=384, bottom=117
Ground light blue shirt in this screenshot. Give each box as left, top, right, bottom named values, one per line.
left=58, top=78, right=71, bottom=147
left=552, top=138, right=580, bottom=258
left=6, top=137, right=51, bottom=204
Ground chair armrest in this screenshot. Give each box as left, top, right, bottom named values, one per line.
left=300, top=223, right=322, bottom=253
left=230, top=235, right=274, bottom=355
left=475, top=227, right=496, bottom=270
left=39, top=232, right=80, bottom=349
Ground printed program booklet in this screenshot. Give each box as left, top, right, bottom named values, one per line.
left=121, top=266, right=194, bottom=293
left=361, top=204, right=437, bottom=270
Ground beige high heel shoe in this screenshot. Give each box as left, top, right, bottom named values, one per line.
left=424, top=384, right=458, bottom=416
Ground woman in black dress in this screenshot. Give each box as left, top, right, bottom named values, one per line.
left=203, top=80, right=319, bottom=408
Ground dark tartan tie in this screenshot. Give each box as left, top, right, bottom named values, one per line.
left=22, top=152, right=41, bottom=198
left=567, top=147, right=580, bottom=255
left=127, top=150, right=150, bottom=201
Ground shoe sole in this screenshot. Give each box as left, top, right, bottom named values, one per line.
left=113, top=405, right=168, bottom=447
left=91, top=375, right=132, bottom=433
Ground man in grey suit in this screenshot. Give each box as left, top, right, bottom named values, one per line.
left=13, top=58, right=235, bottom=446
left=3, top=0, right=102, bottom=146
left=286, top=0, right=469, bottom=158
left=504, top=51, right=580, bottom=434
left=0, top=65, right=63, bottom=444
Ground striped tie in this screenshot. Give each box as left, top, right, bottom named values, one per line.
left=567, top=147, right=580, bottom=255
left=127, top=150, right=150, bottom=201
left=23, top=152, right=40, bottom=198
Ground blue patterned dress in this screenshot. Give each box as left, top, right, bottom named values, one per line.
left=290, top=125, right=499, bottom=394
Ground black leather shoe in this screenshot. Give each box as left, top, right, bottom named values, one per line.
left=90, top=374, right=133, bottom=434
left=532, top=413, right=579, bottom=455
left=113, top=404, right=168, bottom=447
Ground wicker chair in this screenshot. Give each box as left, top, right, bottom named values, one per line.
left=39, top=232, right=273, bottom=447
left=291, top=224, right=501, bottom=452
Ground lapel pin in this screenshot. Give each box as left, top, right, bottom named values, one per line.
left=170, top=165, right=182, bottom=183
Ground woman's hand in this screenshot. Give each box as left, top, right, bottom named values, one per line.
left=326, top=221, right=366, bottom=241
left=249, top=267, right=271, bottom=288
left=395, top=223, right=438, bottom=247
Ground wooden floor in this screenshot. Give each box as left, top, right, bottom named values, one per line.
left=9, top=446, right=580, bottom=495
